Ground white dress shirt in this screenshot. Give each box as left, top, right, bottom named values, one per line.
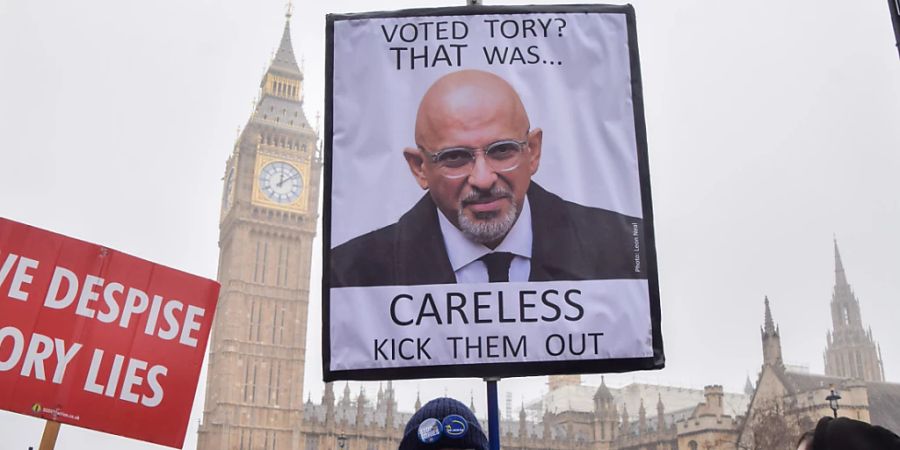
left=437, top=198, right=533, bottom=283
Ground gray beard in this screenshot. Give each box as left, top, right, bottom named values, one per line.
left=457, top=191, right=519, bottom=244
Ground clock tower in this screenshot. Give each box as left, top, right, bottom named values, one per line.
left=198, top=9, right=321, bottom=450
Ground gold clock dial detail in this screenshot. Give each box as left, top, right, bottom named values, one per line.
left=251, top=154, right=310, bottom=213
left=259, top=161, right=303, bottom=204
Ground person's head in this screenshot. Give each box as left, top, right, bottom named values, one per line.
left=403, top=70, right=542, bottom=248
left=805, top=416, right=900, bottom=450
left=398, top=397, right=489, bottom=450
left=796, top=430, right=814, bottom=450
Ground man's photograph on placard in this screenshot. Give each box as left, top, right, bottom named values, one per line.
left=331, top=68, right=644, bottom=287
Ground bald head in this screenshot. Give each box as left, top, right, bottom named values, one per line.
left=402, top=69, right=543, bottom=248
left=415, top=70, right=530, bottom=148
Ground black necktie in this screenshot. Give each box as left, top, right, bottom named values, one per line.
left=479, top=252, right=514, bottom=282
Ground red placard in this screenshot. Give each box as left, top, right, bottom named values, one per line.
left=0, top=218, right=219, bottom=448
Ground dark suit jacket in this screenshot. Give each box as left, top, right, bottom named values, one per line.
left=330, top=183, right=646, bottom=287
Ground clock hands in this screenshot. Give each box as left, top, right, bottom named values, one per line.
left=277, top=172, right=299, bottom=188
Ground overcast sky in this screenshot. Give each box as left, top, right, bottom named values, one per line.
left=1, top=0, right=899, bottom=449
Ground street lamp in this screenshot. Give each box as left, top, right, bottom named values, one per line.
left=337, top=434, right=347, bottom=450
left=826, top=387, right=842, bottom=418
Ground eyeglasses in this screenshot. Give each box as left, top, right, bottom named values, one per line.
left=418, top=138, right=529, bottom=179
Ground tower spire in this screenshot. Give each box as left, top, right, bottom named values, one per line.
left=824, top=240, right=884, bottom=381
left=254, top=8, right=304, bottom=110
left=761, top=296, right=783, bottom=366
left=763, top=296, right=775, bottom=335
left=656, top=394, right=665, bottom=433
left=834, top=237, right=848, bottom=287
left=270, top=16, right=300, bottom=75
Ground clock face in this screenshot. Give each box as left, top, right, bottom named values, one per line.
left=258, top=161, right=303, bottom=204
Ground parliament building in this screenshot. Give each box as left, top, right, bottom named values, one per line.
left=197, top=11, right=900, bottom=450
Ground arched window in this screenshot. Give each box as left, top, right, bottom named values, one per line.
left=688, top=441, right=698, bottom=450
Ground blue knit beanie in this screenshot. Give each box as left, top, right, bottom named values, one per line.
left=398, top=397, right=489, bottom=450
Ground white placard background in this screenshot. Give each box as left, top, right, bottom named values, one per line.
left=331, top=12, right=642, bottom=247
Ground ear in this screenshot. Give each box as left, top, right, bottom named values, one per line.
left=403, top=147, right=430, bottom=190
left=527, top=128, right=542, bottom=175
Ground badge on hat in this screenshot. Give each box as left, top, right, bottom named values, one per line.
left=442, top=414, right=468, bottom=438
left=418, top=418, right=443, bottom=444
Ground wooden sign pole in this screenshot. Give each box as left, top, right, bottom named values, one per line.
left=38, top=420, right=61, bottom=450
